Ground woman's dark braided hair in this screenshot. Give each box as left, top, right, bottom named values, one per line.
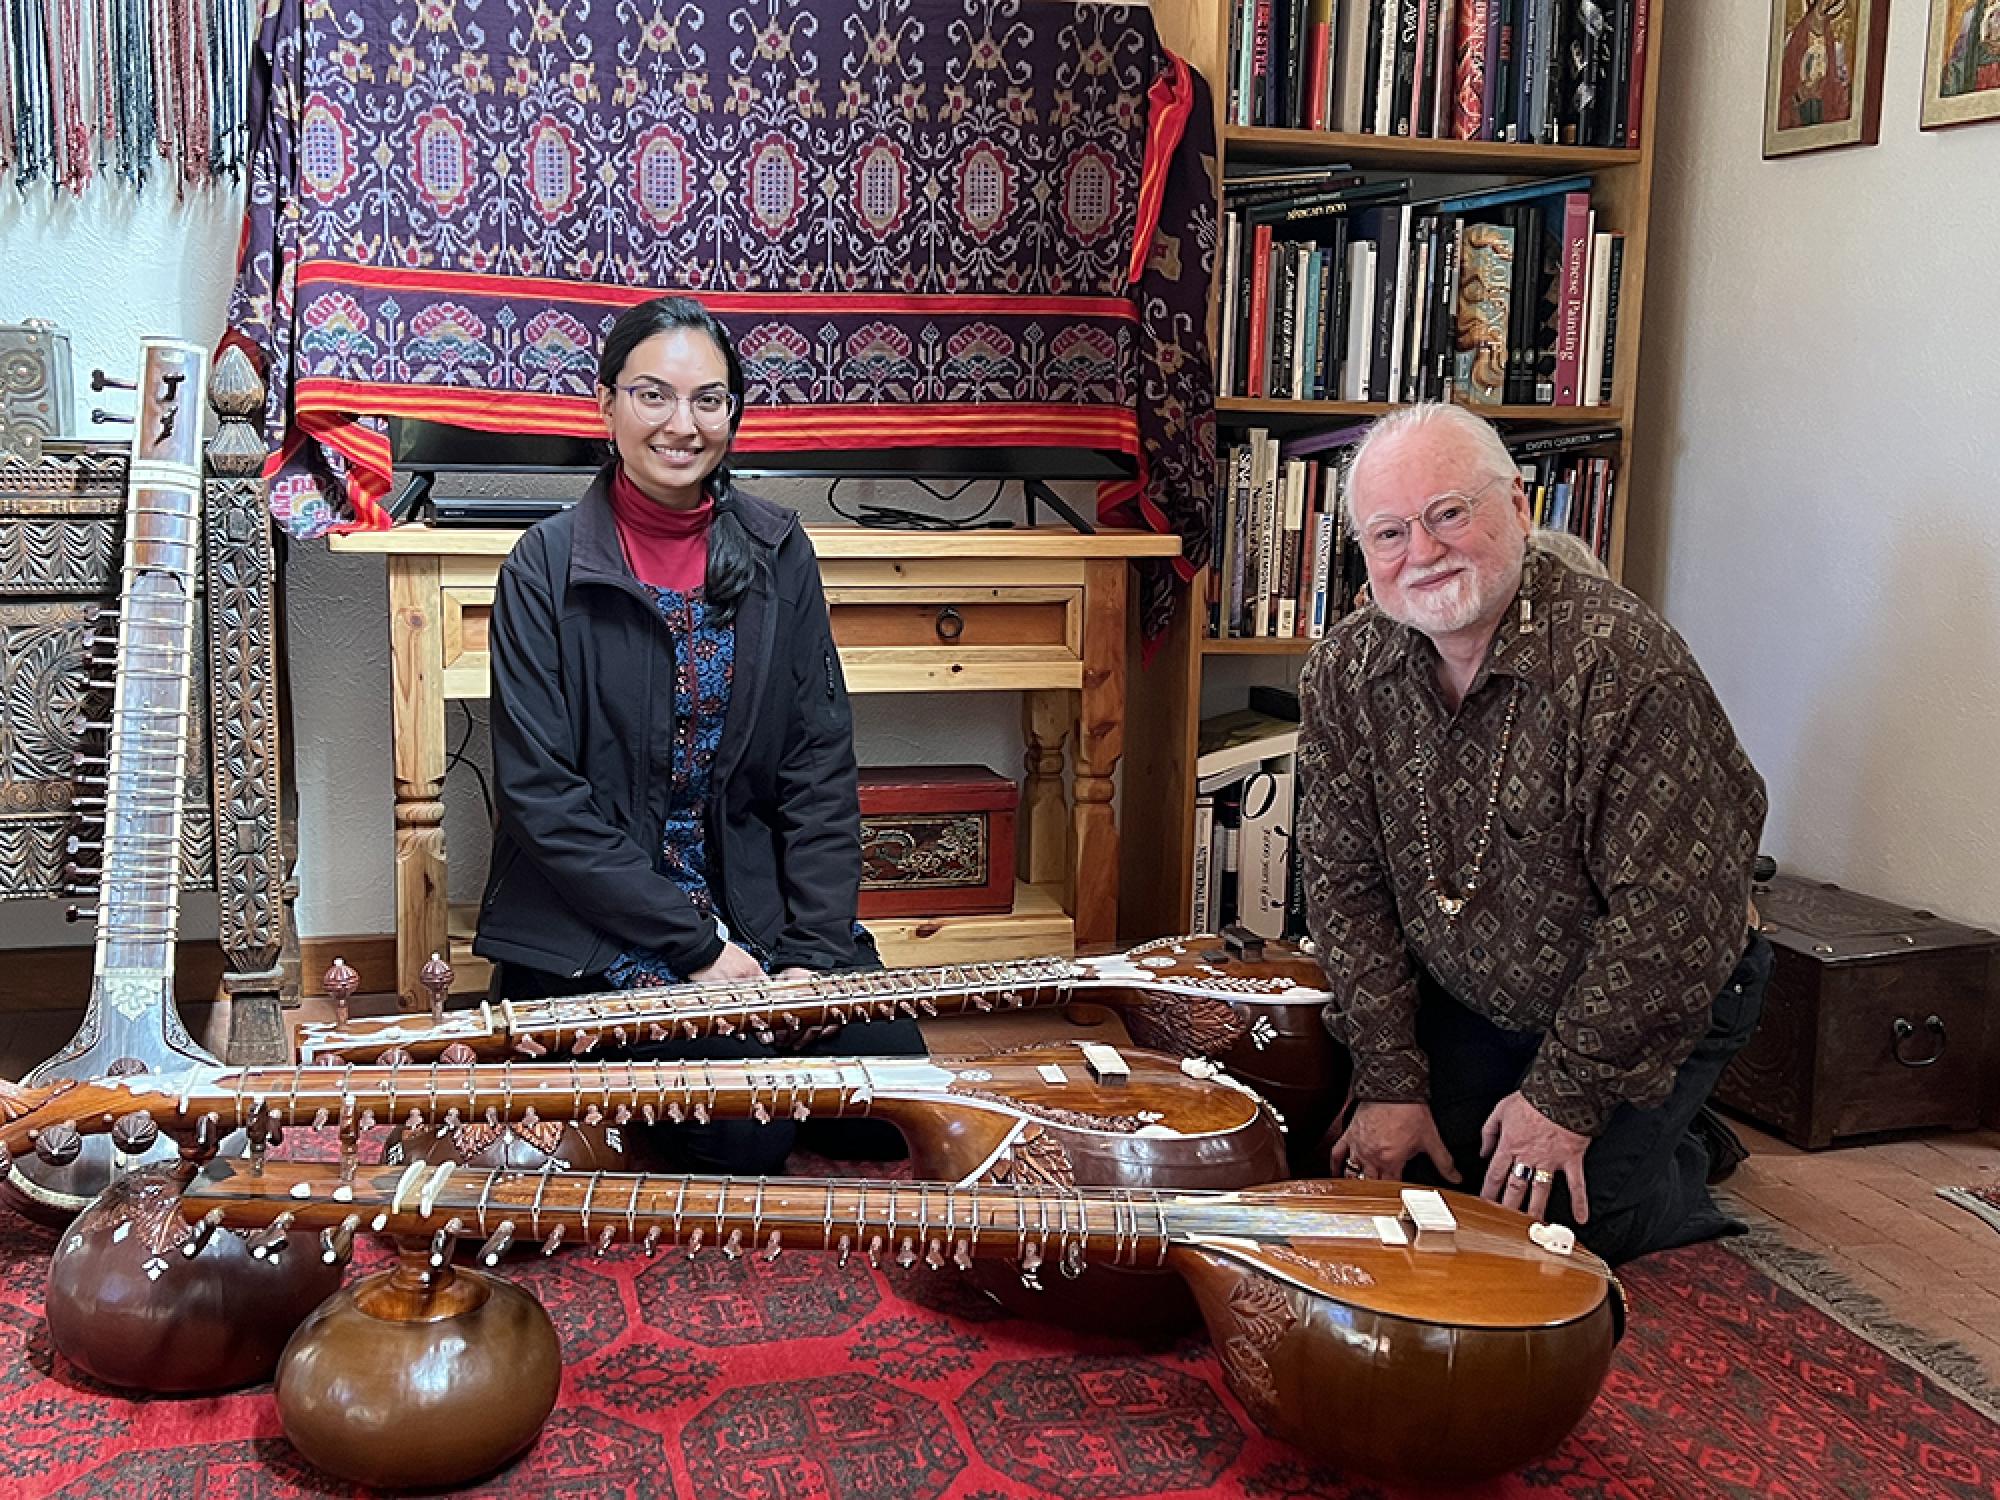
left=597, top=296, right=756, bottom=622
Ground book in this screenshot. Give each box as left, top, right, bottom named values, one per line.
left=1596, top=233, right=1625, bottom=404
left=1422, top=172, right=1589, bottom=216
left=1333, top=0, right=1378, bottom=131
left=1453, top=220, right=1514, bottom=405
left=1197, top=708, right=1302, bottom=782
left=1552, top=192, right=1591, bottom=404
left=1503, top=422, right=1621, bottom=456
left=1239, top=758, right=1296, bottom=941
left=1453, top=0, right=1493, bottom=139
left=1581, top=227, right=1612, bottom=406
left=1191, top=796, right=1216, bottom=933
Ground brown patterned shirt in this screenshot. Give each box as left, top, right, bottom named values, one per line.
left=1296, top=551, right=1767, bottom=1135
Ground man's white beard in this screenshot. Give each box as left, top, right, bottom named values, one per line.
left=1381, top=552, right=1524, bottom=639
left=1387, top=572, right=1482, bottom=634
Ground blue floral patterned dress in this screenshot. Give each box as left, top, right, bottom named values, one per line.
left=602, top=586, right=750, bottom=988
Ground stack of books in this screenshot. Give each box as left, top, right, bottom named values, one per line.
left=1192, top=695, right=1306, bottom=940
left=1220, top=172, right=1628, bottom=412
left=1227, top=0, right=1652, bottom=147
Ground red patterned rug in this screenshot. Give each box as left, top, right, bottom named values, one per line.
left=0, top=1208, right=1997, bottom=1497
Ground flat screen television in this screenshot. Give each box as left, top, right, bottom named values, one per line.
left=389, top=418, right=1130, bottom=530
left=391, top=418, right=1136, bottom=481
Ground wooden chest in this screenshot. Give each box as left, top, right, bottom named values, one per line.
left=1715, top=874, right=2000, bottom=1148
left=857, top=766, right=1017, bottom=918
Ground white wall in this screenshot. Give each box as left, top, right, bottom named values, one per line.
left=1628, top=0, right=2000, bottom=931
left=0, top=182, right=1023, bottom=944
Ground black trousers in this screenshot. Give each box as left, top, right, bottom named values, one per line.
left=498, top=962, right=927, bottom=1176
left=1401, top=933, right=1771, bottom=1266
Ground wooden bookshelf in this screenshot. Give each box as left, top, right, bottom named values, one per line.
left=1121, top=0, right=1667, bottom=942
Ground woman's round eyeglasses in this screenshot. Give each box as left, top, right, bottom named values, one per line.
left=616, top=384, right=738, bottom=427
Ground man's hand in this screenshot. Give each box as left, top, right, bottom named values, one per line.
left=773, top=966, right=815, bottom=982
left=1328, top=1101, right=1462, bottom=1185
left=1479, top=1092, right=1592, bottom=1222
left=690, top=941, right=763, bottom=983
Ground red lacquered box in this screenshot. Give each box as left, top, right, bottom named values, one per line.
left=857, top=765, right=1019, bottom=917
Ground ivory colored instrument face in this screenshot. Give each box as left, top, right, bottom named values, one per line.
left=165, top=1160, right=1620, bottom=1487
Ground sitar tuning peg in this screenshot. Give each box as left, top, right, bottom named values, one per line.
left=420, top=952, right=453, bottom=1022
left=31, top=1124, right=82, bottom=1166
left=320, top=1214, right=361, bottom=1266
left=428, top=1219, right=464, bottom=1269
left=111, top=1111, right=159, bottom=1155
left=90, top=408, right=135, bottom=426
left=322, top=956, right=360, bottom=1025
left=477, top=1221, right=516, bottom=1267
left=89, top=369, right=137, bottom=392
left=248, top=1213, right=297, bottom=1260
left=182, top=1209, right=227, bottom=1258
left=64, top=905, right=96, bottom=925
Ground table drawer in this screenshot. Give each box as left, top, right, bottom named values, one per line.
left=827, top=586, right=1082, bottom=692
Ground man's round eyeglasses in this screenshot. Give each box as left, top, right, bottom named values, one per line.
left=1357, top=476, right=1506, bottom=561
left=616, top=384, right=737, bottom=427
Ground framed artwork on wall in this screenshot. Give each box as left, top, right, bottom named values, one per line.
left=1762, top=0, right=1891, bottom=156
left=1923, top=0, right=2000, bottom=127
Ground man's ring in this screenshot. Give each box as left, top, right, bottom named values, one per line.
left=1532, top=1168, right=1555, bottom=1186
left=1344, top=1160, right=1366, bottom=1179
left=1509, top=1161, right=1535, bottom=1183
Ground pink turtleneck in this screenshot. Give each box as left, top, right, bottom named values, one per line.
left=610, top=465, right=713, bottom=592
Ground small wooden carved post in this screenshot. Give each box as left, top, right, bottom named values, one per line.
left=1019, top=691, right=1069, bottom=899
left=204, top=347, right=293, bottom=1066
left=391, top=558, right=450, bottom=1009
left=1072, top=560, right=1127, bottom=946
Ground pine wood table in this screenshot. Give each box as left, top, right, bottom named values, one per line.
left=327, top=524, right=1181, bottom=1006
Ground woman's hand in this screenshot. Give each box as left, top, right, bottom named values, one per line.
left=690, top=941, right=763, bottom=982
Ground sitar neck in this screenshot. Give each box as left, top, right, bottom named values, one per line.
left=90, top=339, right=207, bottom=1016
left=182, top=1158, right=1190, bottom=1277
left=494, top=956, right=1086, bottom=1055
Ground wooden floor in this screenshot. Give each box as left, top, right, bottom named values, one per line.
left=1721, top=1113, right=2000, bottom=1383
left=2, top=1000, right=1996, bottom=1387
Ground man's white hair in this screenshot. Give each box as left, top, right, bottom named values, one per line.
left=1343, top=402, right=1520, bottom=526
left=1527, top=526, right=1609, bottom=578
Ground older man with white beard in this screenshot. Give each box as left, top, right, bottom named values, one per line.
left=1295, top=403, right=1771, bottom=1265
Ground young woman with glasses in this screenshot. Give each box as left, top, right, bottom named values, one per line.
left=473, top=296, right=919, bottom=1174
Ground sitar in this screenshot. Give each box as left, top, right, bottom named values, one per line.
left=0, top=1040, right=1288, bottom=1337
left=1, top=338, right=223, bottom=1221
left=298, top=934, right=1349, bottom=1158
left=163, top=1156, right=1621, bottom=1489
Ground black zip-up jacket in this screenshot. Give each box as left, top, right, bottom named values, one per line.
left=474, top=467, right=867, bottom=981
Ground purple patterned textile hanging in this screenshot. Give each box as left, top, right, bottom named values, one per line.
left=226, top=0, right=1216, bottom=629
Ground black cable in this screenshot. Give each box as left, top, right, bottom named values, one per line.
left=445, top=700, right=495, bottom=828
left=826, top=476, right=1013, bottom=530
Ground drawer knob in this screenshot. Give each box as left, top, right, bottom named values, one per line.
left=934, top=606, right=965, bottom=642
left=1891, top=1014, right=1947, bottom=1068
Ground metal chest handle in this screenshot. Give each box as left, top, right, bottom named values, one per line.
left=1891, top=1014, right=1947, bottom=1068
